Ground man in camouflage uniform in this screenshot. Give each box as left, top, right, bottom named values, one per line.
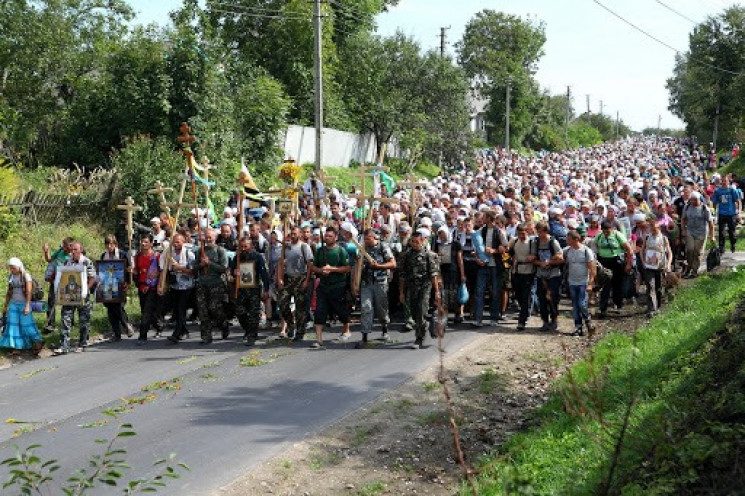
left=231, top=236, right=269, bottom=346
left=355, top=228, right=396, bottom=349
left=277, top=226, right=313, bottom=342
left=196, top=228, right=228, bottom=345
left=391, top=222, right=413, bottom=331
left=399, top=228, right=441, bottom=349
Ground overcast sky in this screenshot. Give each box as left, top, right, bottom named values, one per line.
left=127, top=0, right=741, bottom=132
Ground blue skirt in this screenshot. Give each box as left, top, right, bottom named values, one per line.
left=0, top=301, right=42, bottom=350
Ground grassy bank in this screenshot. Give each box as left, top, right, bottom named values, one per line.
left=0, top=222, right=142, bottom=352
left=468, top=268, right=745, bottom=495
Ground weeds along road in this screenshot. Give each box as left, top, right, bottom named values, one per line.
left=0, top=328, right=485, bottom=495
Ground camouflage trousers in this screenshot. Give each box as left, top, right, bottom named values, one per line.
left=235, top=287, right=262, bottom=337
left=60, top=301, right=92, bottom=351
left=406, top=282, right=432, bottom=341
left=196, top=283, right=227, bottom=340
left=278, top=275, right=308, bottom=334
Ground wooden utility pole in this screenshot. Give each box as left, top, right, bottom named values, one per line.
left=313, top=0, right=323, bottom=173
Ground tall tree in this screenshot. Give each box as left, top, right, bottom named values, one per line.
left=667, top=6, right=745, bottom=146
left=0, top=0, right=133, bottom=166
left=456, top=10, right=546, bottom=148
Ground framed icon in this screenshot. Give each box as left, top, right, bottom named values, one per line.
left=238, top=261, right=257, bottom=289
left=95, top=260, right=127, bottom=303
left=55, top=266, right=88, bottom=306
left=277, top=200, right=293, bottom=214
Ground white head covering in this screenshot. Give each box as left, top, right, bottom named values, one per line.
left=7, top=257, right=23, bottom=271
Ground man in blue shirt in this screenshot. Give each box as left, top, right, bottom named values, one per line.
left=712, top=176, right=742, bottom=253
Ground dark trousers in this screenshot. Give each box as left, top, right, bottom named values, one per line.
left=718, top=214, right=736, bottom=251
left=512, top=273, right=535, bottom=326
left=138, top=289, right=161, bottom=340
left=537, top=276, right=562, bottom=323
left=104, top=302, right=124, bottom=338
left=169, top=288, right=192, bottom=339
left=599, top=255, right=625, bottom=312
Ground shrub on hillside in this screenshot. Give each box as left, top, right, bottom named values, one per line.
left=111, top=136, right=184, bottom=222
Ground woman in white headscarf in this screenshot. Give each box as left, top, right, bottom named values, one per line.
left=1, top=258, right=43, bottom=355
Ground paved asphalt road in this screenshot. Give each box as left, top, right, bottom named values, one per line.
left=0, top=324, right=485, bottom=495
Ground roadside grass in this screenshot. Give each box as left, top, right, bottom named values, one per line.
left=717, top=155, right=745, bottom=178
left=291, top=162, right=440, bottom=196
left=0, top=221, right=144, bottom=355
left=466, top=267, right=745, bottom=495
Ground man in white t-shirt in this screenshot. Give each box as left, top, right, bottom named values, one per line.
left=563, top=230, right=596, bottom=336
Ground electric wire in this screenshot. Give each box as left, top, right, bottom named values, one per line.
left=654, top=0, right=698, bottom=25
left=592, top=0, right=743, bottom=76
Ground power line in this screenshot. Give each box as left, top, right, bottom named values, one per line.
left=654, top=0, right=698, bottom=25
left=208, top=1, right=310, bottom=19
left=591, top=0, right=743, bottom=76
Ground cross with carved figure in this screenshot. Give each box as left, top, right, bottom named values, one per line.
left=116, top=196, right=143, bottom=251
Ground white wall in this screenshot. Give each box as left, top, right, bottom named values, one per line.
left=282, top=125, right=402, bottom=167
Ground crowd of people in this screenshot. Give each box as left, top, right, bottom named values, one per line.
left=2, top=136, right=742, bottom=355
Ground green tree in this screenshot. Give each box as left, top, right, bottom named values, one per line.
left=667, top=6, right=745, bottom=145
left=339, top=32, right=426, bottom=161
left=456, top=10, right=546, bottom=148
left=0, top=0, right=134, bottom=166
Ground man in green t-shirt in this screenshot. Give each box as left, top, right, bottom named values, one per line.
left=311, top=227, right=351, bottom=349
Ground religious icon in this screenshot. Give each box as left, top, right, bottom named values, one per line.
left=277, top=200, right=293, bottom=214
left=55, top=266, right=88, bottom=306
left=95, top=260, right=127, bottom=303
left=238, top=261, right=257, bottom=289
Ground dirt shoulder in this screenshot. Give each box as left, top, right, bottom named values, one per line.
left=215, top=302, right=649, bottom=496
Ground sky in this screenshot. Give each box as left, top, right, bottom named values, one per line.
left=126, top=0, right=741, bottom=132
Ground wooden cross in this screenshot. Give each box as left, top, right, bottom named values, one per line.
left=177, top=122, right=196, bottom=153
left=116, top=196, right=143, bottom=251
left=195, top=156, right=216, bottom=193
left=398, top=174, right=429, bottom=207
left=148, top=180, right=174, bottom=219
left=347, top=193, right=400, bottom=230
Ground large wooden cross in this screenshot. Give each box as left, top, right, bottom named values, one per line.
left=148, top=180, right=174, bottom=219
left=347, top=193, right=400, bottom=230
left=117, top=196, right=143, bottom=251
left=195, top=156, right=215, bottom=194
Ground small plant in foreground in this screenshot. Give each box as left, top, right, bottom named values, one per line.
left=1, top=418, right=188, bottom=495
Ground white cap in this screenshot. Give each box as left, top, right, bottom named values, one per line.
left=150, top=217, right=161, bottom=224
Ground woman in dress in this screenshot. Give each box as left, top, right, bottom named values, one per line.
left=1, top=258, right=43, bottom=355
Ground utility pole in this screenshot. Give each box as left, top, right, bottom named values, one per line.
left=599, top=100, right=604, bottom=116
left=586, top=94, right=590, bottom=115
left=313, top=0, right=323, bottom=173
left=657, top=114, right=661, bottom=136
left=615, top=111, right=620, bottom=140
left=439, top=26, right=450, bottom=57
left=565, top=86, right=571, bottom=144
left=505, top=79, right=511, bottom=150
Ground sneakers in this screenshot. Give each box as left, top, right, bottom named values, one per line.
left=401, top=324, right=413, bottom=333
left=472, top=321, right=483, bottom=328
left=310, top=341, right=325, bottom=349
left=338, top=333, right=351, bottom=342
left=410, top=339, right=424, bottom=350
left=570, top=328, right=584, bottom=337
left=52, top=348, right=68, bottom=356
left=380, top=332, right=390, bottom=342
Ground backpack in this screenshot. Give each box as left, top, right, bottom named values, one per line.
left=9, top=272, right=45, bottom=302
left=594, top=261, right=613, bottom=288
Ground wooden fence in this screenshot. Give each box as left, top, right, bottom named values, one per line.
left=0, top=189, right=113, bottom=224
